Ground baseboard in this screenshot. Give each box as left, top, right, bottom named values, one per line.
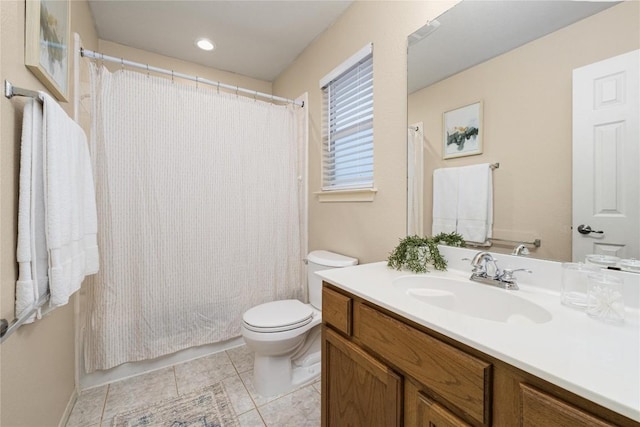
left=58, top=389, right=78, bottom=427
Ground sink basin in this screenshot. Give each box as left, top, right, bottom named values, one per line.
left=393, top=276, right=552, bottom=324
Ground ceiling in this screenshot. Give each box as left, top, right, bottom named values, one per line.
left=408, top=1, right=619, bottom=93
left=88, top=1, right=352, bottom=82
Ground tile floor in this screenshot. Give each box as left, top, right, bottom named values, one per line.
left=66, top=345, right=321, bottom=427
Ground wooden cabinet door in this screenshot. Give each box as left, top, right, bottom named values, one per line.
left=520, top=384, right=615, bottom=427
left=406, top=380, right=471, bottom=427
left=322, top=326, right=402, bottom=427
left=416, top=394, right=471, bottom=427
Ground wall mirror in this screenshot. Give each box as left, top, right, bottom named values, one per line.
left=407, top=0, right=639, bottom=263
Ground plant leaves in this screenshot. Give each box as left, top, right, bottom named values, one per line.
left=387, top=232, right=465, bottom=273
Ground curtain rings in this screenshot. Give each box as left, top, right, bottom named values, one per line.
left=217, top=82, right=220, bottom=94
left=146, top=64, right=150, bottom=78
left=195, top=76, right=199, bottom=90
left=171, top=70, right=174, bottom=83
left=254, top=91, right=258, bottom=102
left=121, top=57, right=124, bottom=70
left=235, top=86, right=239, bottom=97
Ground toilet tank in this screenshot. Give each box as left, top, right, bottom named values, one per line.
left=307, top=250, right=358, bottom=309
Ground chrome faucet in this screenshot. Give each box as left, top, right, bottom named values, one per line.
left=512, top=244, right=530, bottom=256
left=469, top=251, right=499, bottom=277
left=465, top=251, right=532, bottom=290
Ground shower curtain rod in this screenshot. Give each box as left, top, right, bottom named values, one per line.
left=80, top=48, right=304, bottom=107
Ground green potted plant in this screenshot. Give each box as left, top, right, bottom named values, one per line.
left=387, top=232, right=465, bottom=273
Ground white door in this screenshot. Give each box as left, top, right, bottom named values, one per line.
left=572, top=50, right=639, bottom=262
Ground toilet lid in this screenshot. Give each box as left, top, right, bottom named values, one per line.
left=243, top=300, right=313, bottom=332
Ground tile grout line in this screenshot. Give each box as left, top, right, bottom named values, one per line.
left=254, top=383, right=319, bottom=427
left=172, top=365, right=179, bottom=396
left=255, top=405, right=269, bottom=427
left=225, top=349, right=262, bottom=416
left=99, top=384, right=110, bottom=426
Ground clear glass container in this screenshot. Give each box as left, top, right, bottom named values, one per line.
left=561, top=262, right=599, bottom=310
left=586, top=273, right=625, bottom=324
left=619, top=259, right=640, bottom=273
left=585, top=254, right=620, bottom=267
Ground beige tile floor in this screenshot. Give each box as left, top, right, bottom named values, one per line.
left=66, top=345, right=321, bottom=427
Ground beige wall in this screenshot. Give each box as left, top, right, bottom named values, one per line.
left=0, top=1, right=98, bottom=425
left=408, top=2, right=640, bottom=262
left=98, top=40, right=272, bottom=95
left=274, top=1, right=458, bottom=264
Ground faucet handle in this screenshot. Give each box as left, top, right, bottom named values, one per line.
left=463, top=257, right=487, bottom=275
left=501, top=268, right=532, bottom=282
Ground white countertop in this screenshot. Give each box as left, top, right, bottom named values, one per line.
left=317, top=259, right=640, bottom=422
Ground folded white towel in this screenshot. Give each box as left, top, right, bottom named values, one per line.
left=41, top=93, right=99, bottom=307
left=432, top=167, right=458, bottom=235
left=16, top=99, right=48, bottom=322
left=457, top=163, right=493, bottom=244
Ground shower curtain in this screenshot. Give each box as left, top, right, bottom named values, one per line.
left=84, top=64, right=305, bottom=372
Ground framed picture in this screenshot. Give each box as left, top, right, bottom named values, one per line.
left=25, top=0, right=70, bottom=102
left=443, top=101, right=483, bottom=159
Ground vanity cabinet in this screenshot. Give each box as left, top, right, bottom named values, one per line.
left=321, top=283, right=638, bottom=427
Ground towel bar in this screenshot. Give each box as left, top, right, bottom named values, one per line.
left=465, top=237, right=541, bottom=249
left=489, top=237, right=541, bottom=248
left=0, top=293, right=50, bottom=344
left=4, top=80, right=42, bottom=101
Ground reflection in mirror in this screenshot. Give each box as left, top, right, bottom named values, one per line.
left=407, top=1, right=639, bottom=262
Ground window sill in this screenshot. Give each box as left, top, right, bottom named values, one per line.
left=315, top=188, right=378, bottom=203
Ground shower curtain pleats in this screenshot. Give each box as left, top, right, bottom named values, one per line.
left=84, top=65, right=304, bottom=372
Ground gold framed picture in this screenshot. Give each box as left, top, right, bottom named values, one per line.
left=443, top=101, right=483, bottom=159
left=25, top=0, right=70, bottom=102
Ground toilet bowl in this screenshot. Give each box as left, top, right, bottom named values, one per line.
left=241, top=250, right=357, bottom=397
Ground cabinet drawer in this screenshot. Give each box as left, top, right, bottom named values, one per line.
left=520, top=384, right=615, bottom=427
left=355, top=303, right=492, bottom=426
left=322, top=286, right=352, bottom=336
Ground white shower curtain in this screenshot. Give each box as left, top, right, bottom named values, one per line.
left=84, top=65, right=305, bottom=372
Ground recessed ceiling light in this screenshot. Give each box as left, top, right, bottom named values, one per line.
left=196, top=38, right=215, bottom=51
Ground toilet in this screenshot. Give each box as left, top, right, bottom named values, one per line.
left=241, top=250, right=358, bottom=396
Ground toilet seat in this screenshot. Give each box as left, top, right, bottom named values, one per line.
left=243, top=299, right=314, bottom=333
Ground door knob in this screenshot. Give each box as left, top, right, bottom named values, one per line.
left=577, top=224, right=604, bottom=235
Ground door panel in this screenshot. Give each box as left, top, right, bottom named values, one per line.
left=573, top=50, right=639, bottom=262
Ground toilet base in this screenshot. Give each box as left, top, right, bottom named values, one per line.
left=253, top=355, right=321, bottom=396
left=252, top=329, right=321, bottom=397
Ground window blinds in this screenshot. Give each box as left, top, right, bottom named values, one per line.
left=321, top=47, right=373, bottom=191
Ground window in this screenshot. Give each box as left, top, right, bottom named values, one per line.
left=320, top=44, right=373, bottom=192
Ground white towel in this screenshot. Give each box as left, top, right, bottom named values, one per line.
left=457, top=163, right=493, bottom=244
left=41, top=93, right=99, bottom=307
left=16, top=99, right=48, bottom=322
left=432, top=167, right=458, bottom=235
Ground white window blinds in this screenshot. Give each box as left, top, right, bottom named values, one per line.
left=321, top=44, right=373, bottom=191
